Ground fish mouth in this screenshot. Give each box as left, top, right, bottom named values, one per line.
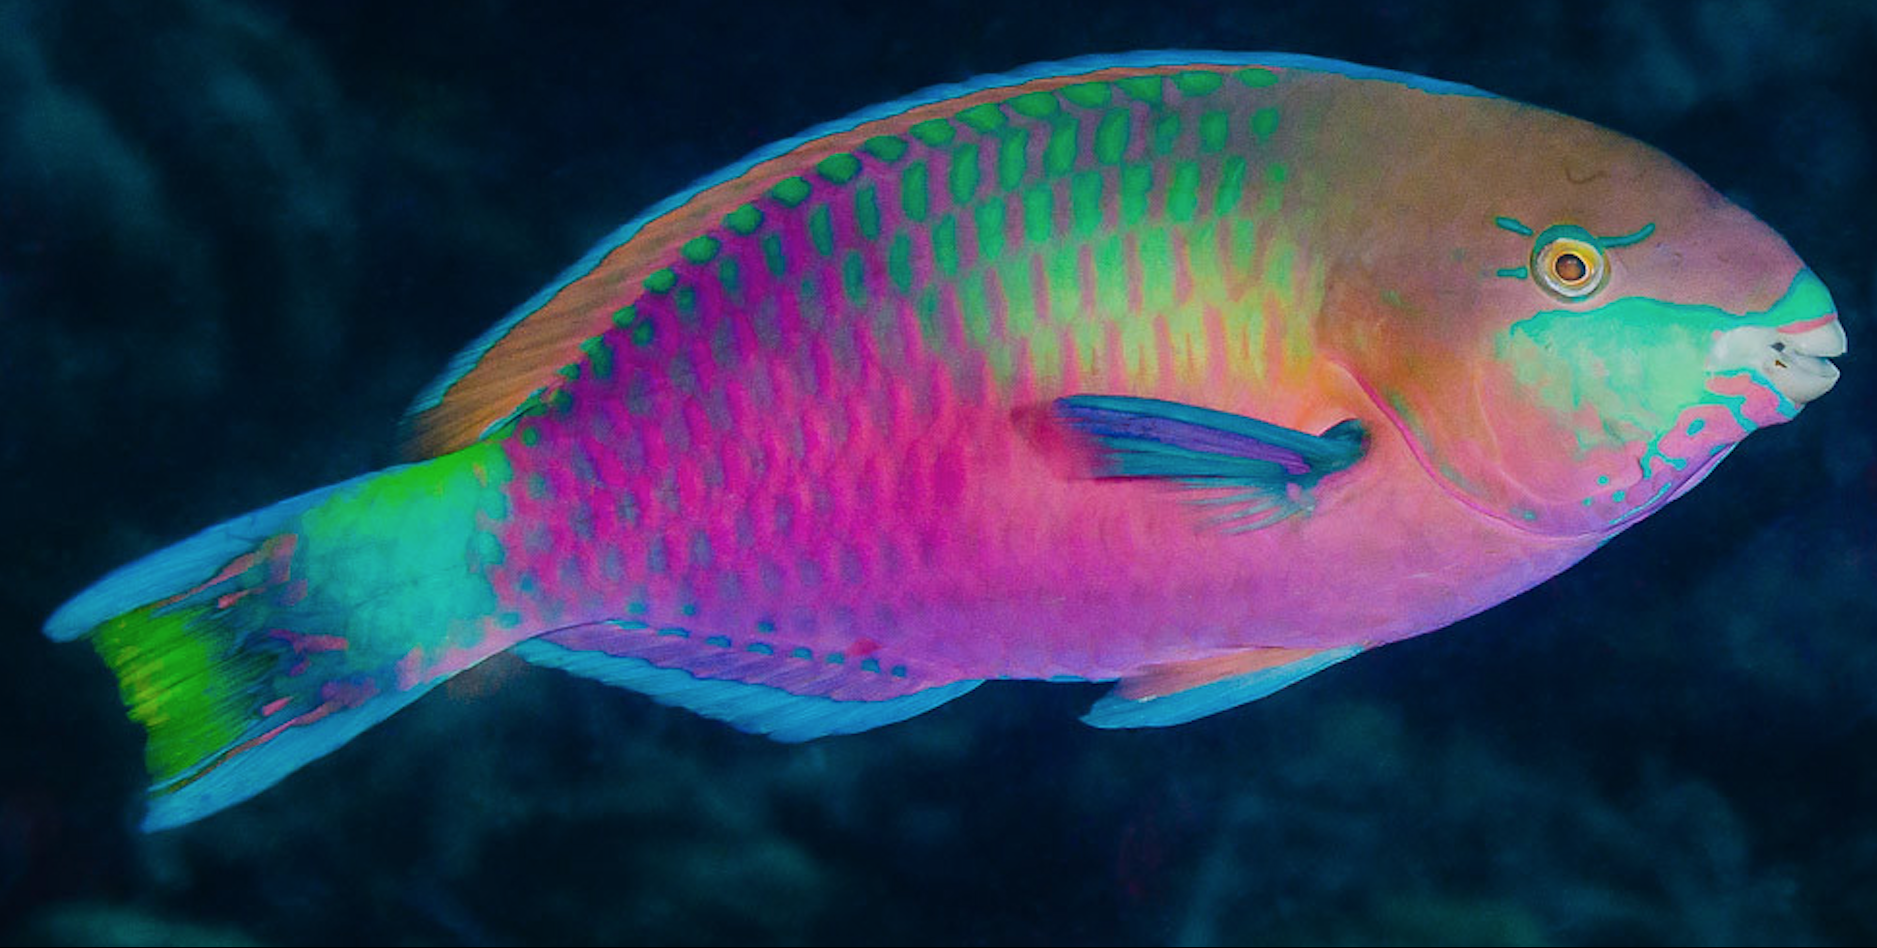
left=1711, top=315, right=1847, bottom=405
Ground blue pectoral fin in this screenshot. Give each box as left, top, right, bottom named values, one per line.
left=1082, top=645, right=1365, bottom=729
left=1052, top=395, right=1366, bottom=531
left=514, top=625, right=982, bottom=742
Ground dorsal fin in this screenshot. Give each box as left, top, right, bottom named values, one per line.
left=399, top=52, right=1490, bottom=459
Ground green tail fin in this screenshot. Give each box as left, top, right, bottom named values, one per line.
left=46, top=472, right=443, bottom=830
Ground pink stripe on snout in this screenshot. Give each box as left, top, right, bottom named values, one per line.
left=1779, top=312, right=1839, bottom=334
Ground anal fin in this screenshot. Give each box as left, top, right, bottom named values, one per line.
left=513, top=622, right=981, bottom=742
left=1082, top=645, right=1364, bottom=729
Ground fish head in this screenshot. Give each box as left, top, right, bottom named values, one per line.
left=1321, top=94, right=1843, bottom=538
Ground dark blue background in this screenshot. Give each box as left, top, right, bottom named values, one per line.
left=4, top=0, right=1874, bottom=943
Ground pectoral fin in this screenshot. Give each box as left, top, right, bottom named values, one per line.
left=1051, top=395, right=1366, bottom=531
left=1082, top=645, right=1365, bottom=728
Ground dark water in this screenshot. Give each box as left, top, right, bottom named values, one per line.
left=3, top=1, right=1874, bottom=944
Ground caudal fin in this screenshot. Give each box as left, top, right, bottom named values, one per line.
left=45, top=472, right=441, bottom=831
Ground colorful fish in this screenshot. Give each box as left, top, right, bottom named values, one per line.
left=46, top=52, right=1844, bottom=830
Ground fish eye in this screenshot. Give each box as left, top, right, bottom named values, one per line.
left=1532, top=234, right=1607, bottom=300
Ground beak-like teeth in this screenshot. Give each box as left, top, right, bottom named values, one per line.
left=1711, top=317, right=1846, bottom=405
left=1782, top=319, right=1847, bottom=358
left=1767, top=318, right=1845, bottom=404
left=1768, top=346, right=1840, bottom=404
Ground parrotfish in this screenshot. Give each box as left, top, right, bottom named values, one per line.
left=47, top=52, right=1845, bottom=830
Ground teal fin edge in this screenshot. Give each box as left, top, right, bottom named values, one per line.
left=514, top=638, right=982, bottom=742
left=44, top=468, right=401, bottom=642
left=142, top=679, right=443, bottom=832
left=1082, top=645, right=1364, bottom=729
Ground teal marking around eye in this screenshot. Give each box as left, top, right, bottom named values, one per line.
left=1597, top=222, right=1657, bottom=247
left=1494, top=216, right=1534, bottom=236
left=1530, top=223, right=1601, bottom=257
left=1496, top=266, right=1530, bottom=279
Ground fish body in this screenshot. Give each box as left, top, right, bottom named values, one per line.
left=45, top=53, right=1844, bottom=829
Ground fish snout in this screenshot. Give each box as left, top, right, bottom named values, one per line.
left=1711, top=316, right=1846, bottom=405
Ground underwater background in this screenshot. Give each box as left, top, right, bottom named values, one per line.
left=3, top=0, right=1874, bottom=943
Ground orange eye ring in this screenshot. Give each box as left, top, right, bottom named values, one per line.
left=1532, top=234, right=1607, bottom=300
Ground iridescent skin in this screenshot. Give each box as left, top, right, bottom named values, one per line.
left=455, top=61, right=1833, bottom=687
left=47, top=53, right=1841, bottom=829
